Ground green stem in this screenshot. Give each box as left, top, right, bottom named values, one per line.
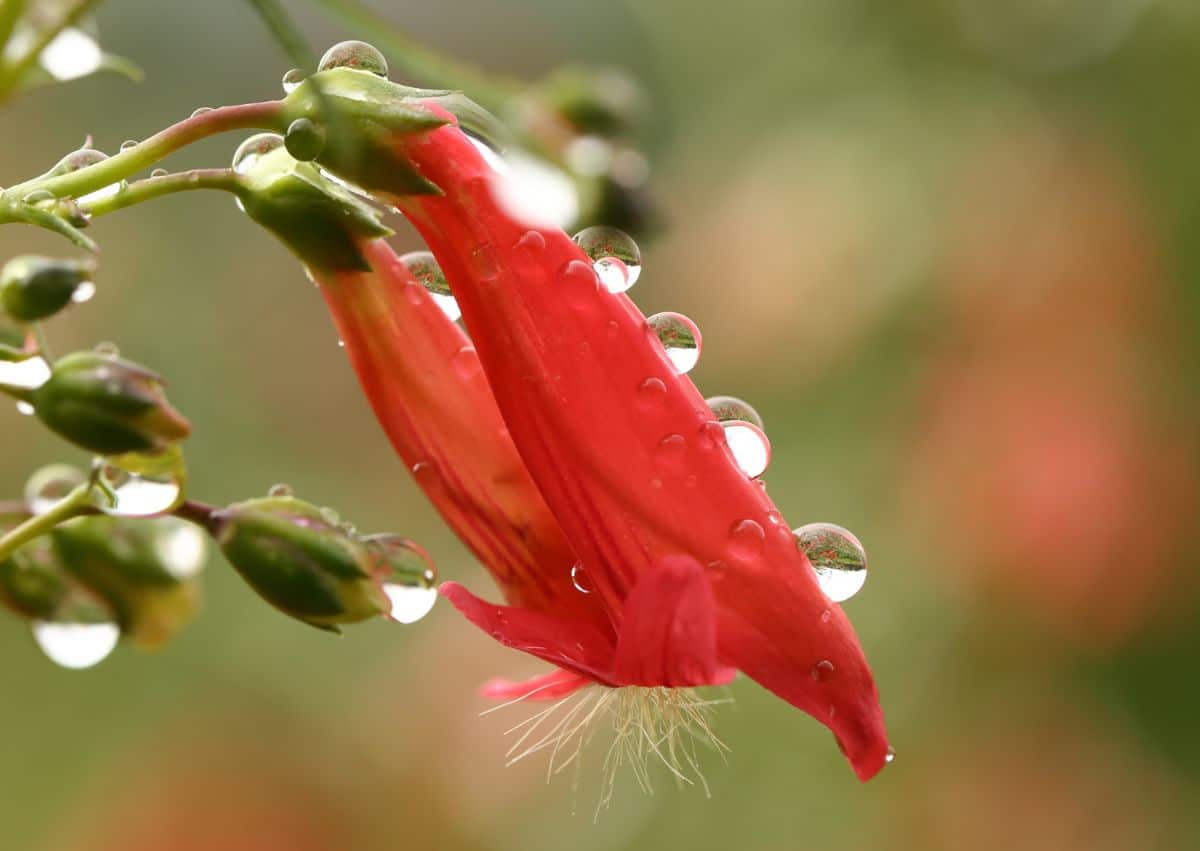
left=31, top=321, right=53, bottom=363
left=307, top=0, right=516, bottom=110
left=4, top=100, right=284, bottom=202
left=0, top=482, right=92, bottom=562
left=0, top=0, right=101, bottom=99
left=79, top=168, right=248, bottom=218
left=0, top=199, right=97, bottom=250
left=0, top=0, right=28, bottom=63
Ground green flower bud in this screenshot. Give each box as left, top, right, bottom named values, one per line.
left=51, top=515, right=204, bottom=649
left=530, top=67, right=645, bottom=138
left=0, top=534, right=71, bottom=620
left=210, top=495, right=391, bottom=631
left=29, top=351, right=191, bottom=455
left=279, top=67, right=450, bottom=197
left=0, top=255, right=96, bottom=321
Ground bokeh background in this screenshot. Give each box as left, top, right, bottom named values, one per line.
left=2, top=0, right=1199, bottom=848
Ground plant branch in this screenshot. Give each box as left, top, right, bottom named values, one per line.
left=79, top=168, right=248, bottom=218
left=0, top=481, right=92, bottom=562
left=0, top=0, right=102, bottom=99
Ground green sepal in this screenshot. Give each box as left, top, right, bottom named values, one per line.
left=238, top=147, right=392, bottom=272
left=211, top=495, right=390, bottom=630
left=30, top=351, right=191, bottom=455
left=0, top=255, right=94, bottom=321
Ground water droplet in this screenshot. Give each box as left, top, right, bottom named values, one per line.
left=149, top=168, right=168, bottom=179
left=793, top=522, right=868, bottom=603
left=281, top=68, right=305, bottom=93
left=337, top=339, right=345, bottom=349
left=571, top=563, right=594, bottom=594
left=119, top=139, right=138, bottom=152
left=33, top=620, right=119, bottom=669
left=92, top=341, right=119, bottom=358
left=820, top=608, right=832, bottom=624
left=720, top=421, right=770, bottom=478
left=61, top=148, right=108, bottom=172
left=268, top=483, right=294, bottom=498
left=320, top=506, right=341, bottom=526
left=513, top=229, right=546, bottom=259
left=398, top=251, right=460, bottom=321
left=885, top=746, right=896, bottom=764
left=656, top=432, right=686, bottom=466
left=728, top=518, right=765, bottom=561
left=38, top=28, right=101, bottom=81
left=0, top=356, right=52, bottom=391
left=97, top=462, right=183, bottom=517
left=24, top=464, right=85, bottom=515
left=231, top=133, right=284, bottom=175
left=284, top=117, right=326, bottom=162
left=706, top=395, right=764, bottom=429
left=190, top=106, right=213, bottom=118
left=70, top=280, right=96, bottom=304
left=648, top=312, right=702, bottom=374
left=811, top=659, right=835, bottom=682
left=637, top=376, right=667, bottom=406
left=452, top=346, right=481, bottom=379
left=557, top=259, right=600, bottom=307
left=364, top=535, right=438, bottom=624
left=15, top=401, right=35, bottom=416
left=573, top=226, right=641, bottom=291
left=317, top=40, right=388, bottom=77
left=470, top=244, right=499, bottom=281
left=152, top=518, right=208, bottom=580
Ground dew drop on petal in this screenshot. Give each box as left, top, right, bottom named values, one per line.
left=727, top=518, right=765, bottom=561
left=71, top=280, right=96, bottom=304
left=656, top=432, right=686, bottom=467
left=722, top=421, right=771, bottom=478
left=0, top=356, right=51, bottom=391
left=793, top=522, right=868, bottom=603
left=98, top=462, right=183, bottom=518
left=572, top=226, right=641, bottom=290
left=647, top=312, right=702, bottom=374
left=317, top=40, right=388, bottom=77
left=231, top=133, right=284, bottom=175
left=452, top=346, right=481, bottom=380
left=365, top=534, right=438, bottom=624
left=571, top=563, right=594, bottom=594
left=811, top=659, right=835, bottom=681
left=399, top=251, right=460, bottom=320
left=33, top=620, right=119, bottom=669
left=281, top=67, right=305, bottom=93
left=706, top=395, right=764, bottom=429
left=636, top=376, right=667, bottom=408
left=152, top=518, right=208, bottom=580
left=557, top=258, right=600, bottom=308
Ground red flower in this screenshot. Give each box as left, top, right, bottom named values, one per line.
left=316, top=111, right=889, bottom=781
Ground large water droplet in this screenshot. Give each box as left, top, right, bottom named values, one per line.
left=285, top=117, right=326, bottom=162
left=0, top=356, right=51, bottom=391
left=268, top=482, right=294, bottom=498
left=571, top=563, right=594, bottom=594
left=97, top=460, right=183, bottom=517
left=70, top=280, right=96, bottom=304
left=152, top=518, right=208, bottom=580
left=728, top=518, right=766, bottom=561
left=573, top=226, right=641, bottom=293
left=793, top=522, right=868, bottom=603
left=190, top=107, right=212, bottom=118
left=38, top=28, right=102, bottom=81
left=317, top=40, right=388, bottom=77
left=119, top=139, right=138, bottom=152
left=61, top=148, right=108, bottom=173
left=281, top=67, right=305, bottom=93
left=648, top=312, right=702, bottom=374
left=32, top=620, right=119, bottom=669
left=722, top=421, right=771, bottom=478
left=557, top=258, right=600, bottom=308
left=24, top=464, right=85, bottom=515
left=399, top=251, right=460, bottom=321
left=231, top=133, right=284, bottom=175
left=706, top=395, right=764, bottom=429
left=365, top=535, right=438, bottom=624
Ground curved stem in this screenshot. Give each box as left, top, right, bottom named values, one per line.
left=0, top=0, right=101, bottom=99
left=80, top=168, right=248, bottom=218
left=4, top=100, right=284, bottom=201
left=0, top=481, right=92, bottom=561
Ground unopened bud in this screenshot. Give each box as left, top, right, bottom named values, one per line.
left=0, top=255, right=96, bottom=321
left=209, top=495, right=391, bottom=631
left=29, top=351, right=191, bottom=455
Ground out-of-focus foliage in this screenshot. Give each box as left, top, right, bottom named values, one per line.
left=0, top=0, right=1197, bottom=849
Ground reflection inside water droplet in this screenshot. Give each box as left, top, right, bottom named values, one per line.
left=365, top=534, right=438, bottom=624
left=648, top=312, right=702, bottom=373
left=33, top=620, right=119, bottom=669
left=399, top=251, right=461, bottom=321
left=71, top=281, right=96, bottom=304
left=281, top=67, right=305, bottom=93
left=232, top=133, right=284, bottom=175
left=317, top=40, right=389, bottom=76
left=722, top=421, right=770, bottom=478
left=707, top=395, right=764, bottom=429
left=98, top=462, right=183, bottom=517
left=793, top=522, right=868, bottom=603
left=573, top=226, right=642, bottom=292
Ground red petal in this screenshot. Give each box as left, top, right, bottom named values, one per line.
left=480, top=668, right=593, bottom=701
left=440, top=582, right=617, bottom=686
left=611, top=555, right=732, bottom=688
left=396, top=119, right=890, bottom=780
left=316, top=240, right=607, bottom=631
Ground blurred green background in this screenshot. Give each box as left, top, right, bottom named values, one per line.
left=2, top=0, right=1199, bottom=848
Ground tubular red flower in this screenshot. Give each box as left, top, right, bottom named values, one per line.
left=372, top=113, right=891, bottom=780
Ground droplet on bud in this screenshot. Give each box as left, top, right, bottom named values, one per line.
left=284, top=117, right=326, bottom=162
left=92, top=341, right=119, bottom=358
left=647, top=312, right=702, bottom=373
left=24, top=464, right=86, bottom=516
left=70, top=281, right=96, bottom=303
left=792, top=522, right=868, bottom=603
left=363, top=534, right=438, bottom=624
left=232, top=133, right=285, bottom=175
left=317, top=40, right=388, bottom=77
left=32, top=620, right=119, bottom=669
left=399, top=251, right=460, bottom=322
left=706, top=395, right=764, bottom=429
left=281, top=68, right=305, bottom=93
left=572, top=226, right=641, bottom=293
left=96, top=450, right=185, bottom=518
left=267, top=483, right=294, bottom=498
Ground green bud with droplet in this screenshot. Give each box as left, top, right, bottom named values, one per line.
left=209, top=495, right=391, bottom=632
left=284, top=118, right=326, bottom=162
left=0, top=255, right=95, bottom=321
left=235, top=141, right=392, bottom=272
left=29, top=351, right=191, bottom=455
left=278, top=67, right=450, bottom=197
left=51, top=515, right=204, bottom=648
